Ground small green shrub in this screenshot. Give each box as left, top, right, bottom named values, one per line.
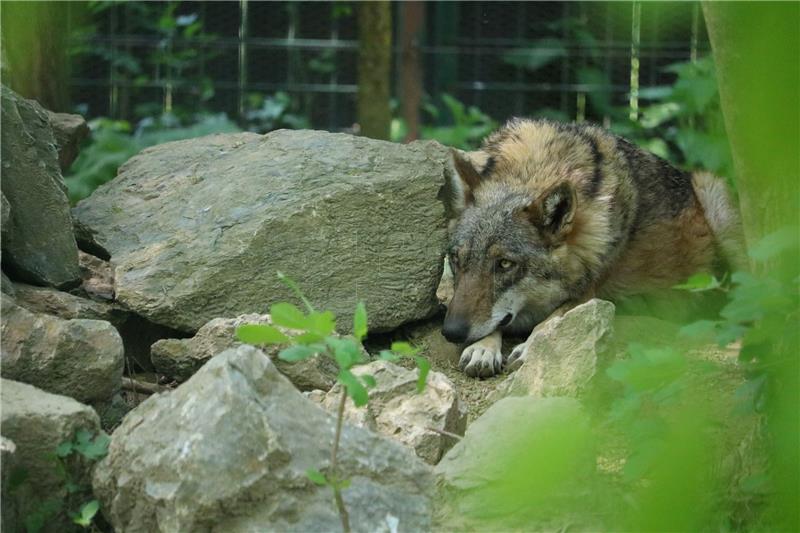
left=8, top=429, right=110, bottom=532
left=236, top=272, right=429, bottom=532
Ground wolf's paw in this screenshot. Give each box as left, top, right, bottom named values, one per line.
left=459, top=342, right=503, bottom=378
left=505, top=342, right=531, bottom=372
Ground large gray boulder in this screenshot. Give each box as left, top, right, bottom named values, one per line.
left=151, top=313, right=339, bottom=390
left=0, top=86, right=81, bottom=288
left=313, top=360, right=467, bottom=464
left=1, top=379, right=102, bottom=533
left=1, top=294, right=124, bottom=404
left=93, top=345, right=434, bottom=532
left=73, top=130, right=451, bottom=332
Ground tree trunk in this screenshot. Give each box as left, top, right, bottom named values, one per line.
left=704, top=4, right=799, bottom=530
left=703, top=3, right=799, bottom=252
left=357, top=1, right=392, bottom=141
left=1, top=1, right=72, bottom=111
left=399, top=2, right=424, bottom=143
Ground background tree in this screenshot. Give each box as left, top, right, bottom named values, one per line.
left=357, top=1, right=392, bottom=141
left=704, top=4, right=799, bottom=530
left=1, top=1, right=74, bottom=111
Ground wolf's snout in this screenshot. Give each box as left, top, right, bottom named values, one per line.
left=442, top=317, right=470, bottom=343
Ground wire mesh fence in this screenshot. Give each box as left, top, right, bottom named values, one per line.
left=66, top=1, right=710, bottom=132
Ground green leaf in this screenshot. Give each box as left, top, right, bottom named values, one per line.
left=748, top=226, right=799, bottom=261
left=353, top=302, right=368, bottom=341
left=269, top=302, right=308, bottom=330
left=306, top=468, right=328, bottom=486
left=390, top=341, right=418, bottom=356
left=74, top=432, right=110, bottom=461
left=414, top=356, right=431, bottom=393
left=338, top=369, right=369, bottom=407
left=672, top=272, right=721, bottom=292
left=72, top=499, right=100, bottom=527
left=56, top=441, right=73, bottom=458
left=293, top=332, right=325, bottom=345
left=361, top=374, right=377, bottom=388
left=327, top=337, right=364, bottom=370
left=502, top=38, right=567, bottom=72
left=279, top=345, right=317, bottom=362
left=277, top=272, right=316, bottom=313
left=307, top=311, right=336, bottom=337
left=236, top=324, right=289, bottom=345
left=678, top=320, right=719, bottom=339
left=378, top=350, right=400, bottom=362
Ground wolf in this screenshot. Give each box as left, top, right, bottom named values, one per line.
left=443, top=118, right=743, bottom=378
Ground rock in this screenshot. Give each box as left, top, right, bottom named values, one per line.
left=74, top=130, right=451, bottom=332
left=45, top=110, right=90, bottom=171
left=314, top=360, right=467, bottom=464
left=93, top=345, right=434, bottom=532
left=497, top=299, right=615, bottom=399
left=1, top=379, right=101, bottom=533
left=11, top=281, right=117, bottom=322
left=1, top=191, right=10, bottom=241
left=434, top=396, right=594, bottom=530
left=78, top=250, right=114, bottom=301
left=151, top=313, right=339, bottom=389
left=0, top=86, right=80, bottom=288
left=1, top=271, right=15, bottom=296
left=0, top=294, right=124, bottom=404
left=9, top=281, right=183, bottom=373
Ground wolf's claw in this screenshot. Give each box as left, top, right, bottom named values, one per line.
left=505, top=342, right=530, bottom=371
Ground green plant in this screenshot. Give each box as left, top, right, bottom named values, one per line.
left=243, top=92, right=310, bottom=133
left=235, top=272, right=429, bottom=532
left=392, top=94, right=497, bottom=150
left=8, top=429, right=110, bottom=532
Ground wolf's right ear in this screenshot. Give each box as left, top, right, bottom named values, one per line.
left=449, top=149, right=486, bottom=211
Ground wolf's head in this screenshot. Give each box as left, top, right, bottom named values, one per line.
left=441, top=148, right=578, bottom=344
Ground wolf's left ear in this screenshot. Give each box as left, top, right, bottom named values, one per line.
left=449, top=149, right=488, bottom=211
left=526, top=181, right=577, bottom=242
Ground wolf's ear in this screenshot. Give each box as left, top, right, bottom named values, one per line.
left=526, top=181, right=577, bottom=242
left=449, top=149, right=487, bottom=211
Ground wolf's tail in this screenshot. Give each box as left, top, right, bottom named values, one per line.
left=692, top=172, right=747, bottom=273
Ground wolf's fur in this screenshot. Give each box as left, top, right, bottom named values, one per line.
left=444, top=118, right=743, bottom=378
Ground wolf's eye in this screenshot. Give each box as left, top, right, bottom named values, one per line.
left=497, top=259, right=515, bottom=271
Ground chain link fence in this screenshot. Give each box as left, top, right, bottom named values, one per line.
left=67, top=1, right=709, bottom=132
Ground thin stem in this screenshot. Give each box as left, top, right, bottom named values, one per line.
left=331, top=389, right=351, bottom=533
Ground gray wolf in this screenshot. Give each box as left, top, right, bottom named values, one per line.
left=443, top=118, right=743, bottom=378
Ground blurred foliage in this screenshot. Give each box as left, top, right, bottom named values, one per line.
left=391, top=93, right=498, bottom=150
left=243, top=92, right=310, bottom=133
left=65, top=113, right=240, bottom=204
left=71, top=1, right=219, bottom=120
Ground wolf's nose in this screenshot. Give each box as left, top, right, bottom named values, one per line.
left=442, top=318, right=470, bottom=343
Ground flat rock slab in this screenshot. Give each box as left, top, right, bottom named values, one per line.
left=497, top=299, right=615, bottom=399
left=1, top=294, right=124, bottom=404
left=74, top=130, right=451, bottom=333
left=0, top=86, right=80, bottom=288
left=151, top=313, right=339, bottom=390
left=94, top=345, right=434, bottom=532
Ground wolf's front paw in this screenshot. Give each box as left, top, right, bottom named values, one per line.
left=505, top=342, right=530, bottom=372
left=459, top=342, right=503, bottom=378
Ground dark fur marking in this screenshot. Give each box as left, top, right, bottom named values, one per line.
left=481, top=156, right=496, bottom=178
